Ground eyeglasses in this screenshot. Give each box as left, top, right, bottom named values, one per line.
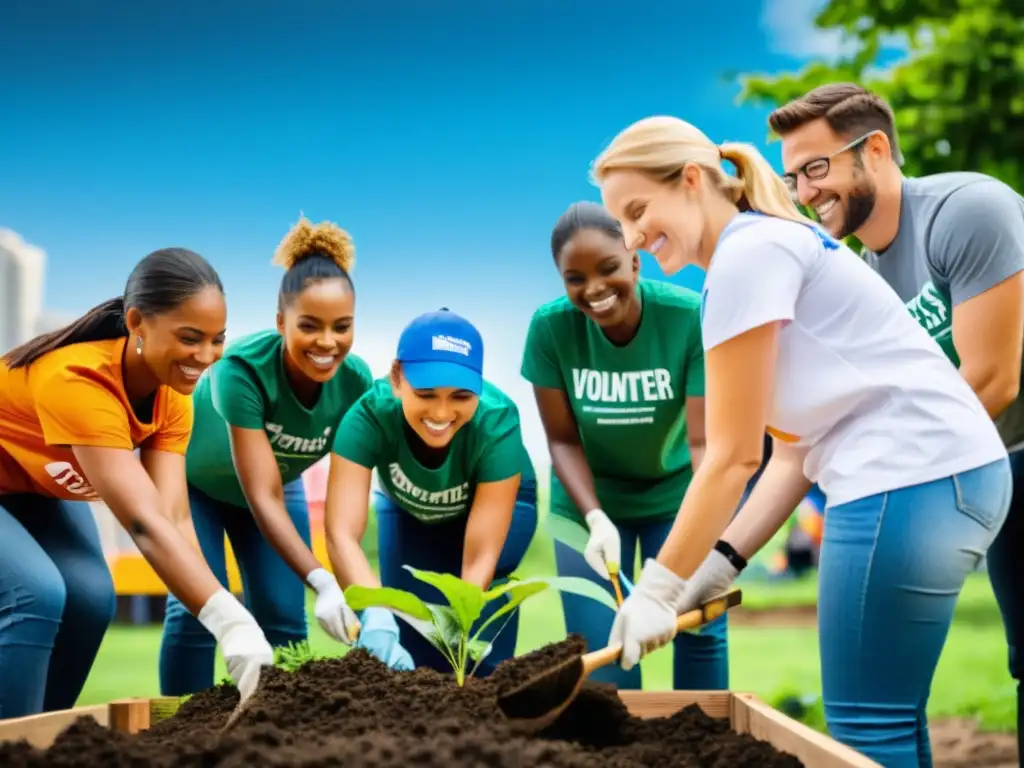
left=782, top=130, right=882, bottom=198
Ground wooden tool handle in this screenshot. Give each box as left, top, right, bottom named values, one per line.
left=585, top=588, right=743, bottom=670
left=674, top=588, right=742, bottom=632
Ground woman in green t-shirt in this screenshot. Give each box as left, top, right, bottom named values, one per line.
left=160, top=217, right=379, bottom=695
left=520, top=201, right=728, bottom=690
left=325, top=309, right=538, bottom=676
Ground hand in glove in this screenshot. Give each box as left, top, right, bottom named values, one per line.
left=355, top=607, right=415, bottom=671
left=583, top=509, right=622, bottom=581
left=307, top=567, right=361, bottom=644
left=198, top=590, right=275, bottom=704
left=608, top=548, right=739, bottom=671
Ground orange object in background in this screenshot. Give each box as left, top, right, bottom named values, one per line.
left=105, top=458, right=333, bottom=596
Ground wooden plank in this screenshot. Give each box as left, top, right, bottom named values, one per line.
left=732, top=694, right=881, bottom=768
left=619, top=690, right=732, bottom=719
left=108, top=699, right=151, bottom=735
left=0, top=705, right=109, bottom=749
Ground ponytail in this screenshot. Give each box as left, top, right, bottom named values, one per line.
left=3, top=297, right=127, bottom=370
left=718, top=142, right=810, bottom=225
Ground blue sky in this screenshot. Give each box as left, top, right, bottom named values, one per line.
left=0, top=0, right=862, bottom=466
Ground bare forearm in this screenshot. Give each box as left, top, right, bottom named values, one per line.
left=656, top=457, right=760, bottom=579
left=721, top=456, right=812, bottom=560
left=249, top=496, right=323, bottom=582
left=128, top=512, right=224, bottom=614
left=461, top=547, right=500, bottom=590
left=549, top=440, right=602, bottom=513
left=326, top=531, right=379, bottom=589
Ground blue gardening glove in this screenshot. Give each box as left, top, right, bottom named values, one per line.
left=355, top=607, right=415, bottom=671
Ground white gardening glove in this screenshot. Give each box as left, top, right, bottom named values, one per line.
left=198, top=589, right=274, bottom=704
left=685, top=548, right=741, bottom=606
left=584, top=509, right=621, bottom=581
left=608, top=549, right=741, bottom=671
left=608, top=558, right=689, bottom=671
left=307, top=567, right=361, bottom=645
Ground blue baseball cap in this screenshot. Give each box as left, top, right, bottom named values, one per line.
left=396, top=308, right=484, bottom=395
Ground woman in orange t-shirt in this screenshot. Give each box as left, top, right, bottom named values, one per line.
left=0, top=247, right=273, bottom=718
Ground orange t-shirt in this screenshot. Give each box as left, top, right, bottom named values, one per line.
left=0, top=337, right=193, bottom=501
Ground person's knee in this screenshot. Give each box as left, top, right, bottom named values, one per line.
left=61, top=563, right=116, bottom=634
left=4, top=562, right=67, bottom=635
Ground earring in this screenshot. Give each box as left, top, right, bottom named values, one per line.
left=136, top=336, right=143, bottom=355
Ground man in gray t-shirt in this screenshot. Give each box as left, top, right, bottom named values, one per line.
left=769, top=83, right=1024, bottom=753
left=862, top=172, right=1024, bottom=452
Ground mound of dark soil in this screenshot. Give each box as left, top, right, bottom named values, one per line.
left=0, top=636, right=804, bottom=767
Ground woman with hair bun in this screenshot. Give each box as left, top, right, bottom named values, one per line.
left=159, top=217, right=379, bottom=696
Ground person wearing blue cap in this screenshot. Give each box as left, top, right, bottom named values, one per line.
left=324, top=308, right=538, bottom=674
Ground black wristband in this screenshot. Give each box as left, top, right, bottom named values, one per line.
left=714, top=539, right=748, bottom=572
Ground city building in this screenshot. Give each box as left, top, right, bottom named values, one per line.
left=0, top=229, right=46, bottom=354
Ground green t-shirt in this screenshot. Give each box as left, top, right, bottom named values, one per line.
left=521, top=278, right=705, bottom=523
left=186, top=330, right=374, bottom=507
left=331, top=377, right=536, bottom=524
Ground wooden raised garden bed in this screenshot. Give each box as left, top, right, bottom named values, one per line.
left=0, top=690, right=878, bottom=767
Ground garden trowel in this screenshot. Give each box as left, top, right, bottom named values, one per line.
left=496, top=588, right=742, bottom=734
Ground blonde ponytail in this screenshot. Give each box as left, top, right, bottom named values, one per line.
left=718, top=142, right=809, bottom=225
left=592, top=115, right=812, bottom=227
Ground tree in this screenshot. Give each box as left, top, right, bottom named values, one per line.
left=738, top=0, right=1024, bottom=190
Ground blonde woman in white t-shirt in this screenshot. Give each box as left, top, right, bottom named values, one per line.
left=593, top=116, right=1011, bottom=768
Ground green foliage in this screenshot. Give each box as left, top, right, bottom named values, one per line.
left=345, top=566, right=617, bottom=685
left=273, top=639, right=321, bottom=672
left=738, top=0, right=1024, bottom=190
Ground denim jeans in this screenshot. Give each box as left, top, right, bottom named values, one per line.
left=374, top=483, right=538, bottom=677
left=553, top=514, right=729, bottom=690
left=983, top=447, right=1024, bottom=756
left=0, top=495, right=116, bottom=718
left=158, top=480, right=310, bottom=695
left=818, top=457, right=1012, bottom=768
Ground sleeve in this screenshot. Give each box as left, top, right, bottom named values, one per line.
left=682, top=305, right=706, bottom=398
left=33, top=369, right=133, bottom=450
left=209, top=358, right=266, bottom=430
left=701, top=225, right=806, bottom=351
left=145, top=391, right=194, bottom=455
left=475, top=404, right=527, bottom=484
left=519, top=310, right=564, bottom=389
left=331, top=392, right=386, bottom=469
left=927, top=181, right=1024, bottom=307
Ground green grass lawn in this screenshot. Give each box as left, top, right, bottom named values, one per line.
left=79, top=500, right=1017, bottom=735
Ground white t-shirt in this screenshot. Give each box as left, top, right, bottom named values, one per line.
left=701, top=213, right=1006, bottom=507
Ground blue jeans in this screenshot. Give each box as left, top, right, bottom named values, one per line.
left=374, top=484, right=538, bottom=677
left=158, top=480, right=310, bottom=695
left=818, top=458, right=1012, bottom=768
left=553, top=515, right=729, bottom=690
left=985, top=447, right=1024, bottom=756
left=0, top=495, right=116, bottom=718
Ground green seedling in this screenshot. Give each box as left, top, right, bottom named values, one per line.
left=344, top=566, right=618, bottom=686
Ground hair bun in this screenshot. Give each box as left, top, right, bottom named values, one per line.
left=272, top=215, right=356, bottom=273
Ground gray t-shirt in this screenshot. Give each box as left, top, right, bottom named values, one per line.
left=863, top=172, right=1024, bottom=451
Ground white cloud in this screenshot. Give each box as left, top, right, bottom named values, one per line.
left=761, top=0, right=909, bottom=62
left=761, top=0, right=859, bottom=60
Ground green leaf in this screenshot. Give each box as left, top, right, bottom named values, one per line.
left=474, top=575, right=620, bottom=641
left=487, top=575, right=619, bottom=613
left=404, top=566, right=485, bottom=633
left=343, top=584, right=433, bottom=621
left=467, top=637, right=491, bottom=662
